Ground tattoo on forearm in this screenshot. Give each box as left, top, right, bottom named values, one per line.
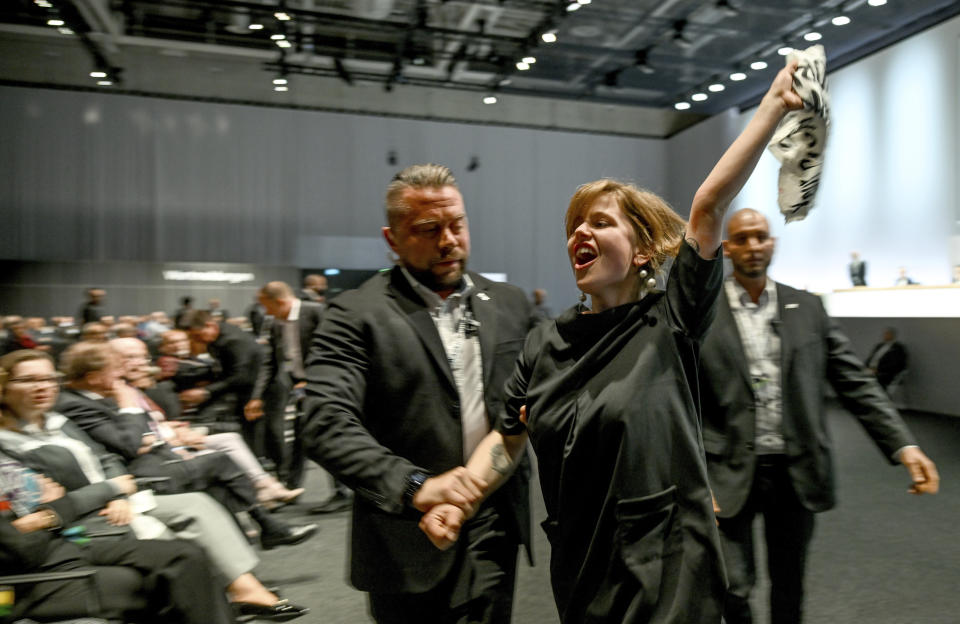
left=490, top=443, right=511, bottom=475
left=685, top=237, right=701, bottom=253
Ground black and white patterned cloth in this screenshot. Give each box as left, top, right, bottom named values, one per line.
left=768, top=44, right=829, bottom=223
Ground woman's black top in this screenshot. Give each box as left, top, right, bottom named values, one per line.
left=499, top=241, right=726, bottom=623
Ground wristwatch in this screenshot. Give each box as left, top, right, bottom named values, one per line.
left=402, top=471, right=429, bottom=508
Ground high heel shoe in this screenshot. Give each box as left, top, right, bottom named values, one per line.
left=232, top=598, right=309, bottom=622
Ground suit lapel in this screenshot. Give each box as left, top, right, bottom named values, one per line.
left=717, top=291, right=753, bottom=389
left=387, top=269, right=457, bottom=393
left=776, top=283, right=798, bottom=377
left=468, top=276, right=497, bottom=387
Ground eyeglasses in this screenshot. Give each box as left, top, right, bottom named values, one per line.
left=6, top=375, right=62, bottom=387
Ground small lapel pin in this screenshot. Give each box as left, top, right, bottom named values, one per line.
left=477, top=293, right=490, bottom=301
left=785, top=303, right=799, bottom=309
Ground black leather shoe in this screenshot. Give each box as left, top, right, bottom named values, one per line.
left=260, top=523, right=318, bottom=550
left=233, top=599, right=309, bottom=622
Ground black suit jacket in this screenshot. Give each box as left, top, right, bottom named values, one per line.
left=848, top=260, right=866, bottom=286
left=302, top=268, right=534, bottom=594
left=699, top=281, right=915, bottom=517
left=866, top=340, right=907, bottom=388
left=56, top=389, right=153, bottom=463
left=204, top=322, right=262, bottom=406
left=252, top=300, right=324, bottom=399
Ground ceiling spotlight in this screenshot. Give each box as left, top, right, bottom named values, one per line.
left=516, top=61, right=530, bottom=70
left=691, top=92, right=708, bottom=102
left=273, top=78, right=287, bottom=85
left=270, top=34, right=286, bottom=40
left=715, top=0, right=738, bottom=18
left=274, top=85, right=288, bottom=92
left=90, top=71, right=107, bottom=78
left=248, top=23, right=264, bottom=30
left=634, top=48, right=655, bottom=74
left=672, top=20, right=693, bottom=50
left=674, top=102, right=691, bottom=111
left=831, top=15, right=851, bottom=26
left=708, top=83, right=725, bottom=92
left=566, top=2, right=581, bottom=12
left=96, top=80, right=112, bottom=86
left=274, top=12, right=291, bottom=21
left=499, top=78, right=512, bottom=86
left=541, top=30, right=557, bottom=43
left=483, top=95, right=497, bottom=104
left=804, top=31, right=822, bottom=41
left=577, top=0, right=592, bottom=4
left=867, top=0, right=887, bottom=6
left=778, top=46, right=794, bottom=56
left=57, top=27, right=73, bottom=34
left=522, top=56, right=536, bottom=64
left=276, top=40, right=292, bottom=48
left=46, top=19, right=65, bottom=27
left=750, top=61, right=768, bottom=70
left=730, top=72, right=747, bottom=81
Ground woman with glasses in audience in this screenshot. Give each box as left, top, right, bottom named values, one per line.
left=0, top=349, right=308, bottom=622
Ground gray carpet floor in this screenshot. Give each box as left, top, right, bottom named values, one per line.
left=254, top=406, right=960, bottom=623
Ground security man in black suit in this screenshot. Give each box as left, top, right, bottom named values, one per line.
left=245, top=281, right=324, bottom=490
left=699, top=209, right=939, bottom=624
left=302, top=163, right=533, bottom=623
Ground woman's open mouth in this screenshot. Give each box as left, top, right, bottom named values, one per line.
left=574, top=244, right=598, bottom=270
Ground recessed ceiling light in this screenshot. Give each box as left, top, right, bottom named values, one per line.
left=273, top=78, right=288, bottom=85
left=274, top=12, right=291, bottom=21
left=522, top=56, right=536, bottom=64
left=516, top=61, right=530, bottom=70
left=674, top=102, right=691, bottom=111
left=566, top=2, right=581, bottom=12
left=867, top=0, right=886, bottom=6
left=778, top=46, right=794, bottom=56
left=57, top=27, right=73, bottom=34
left=276, top=40, right=292, bottom=48
left=708, top=83, right=725, bottom=92
left=730, top=72, right=747, bottom=81
left=832, top=15, right=851, bottom=26
left=691, top=93, right=708, bottom=102
left=804, top=32, right=822, bottom=41
left=96, top=80, right=112, bottom=86
left=750, top=61, right=768, bottom=70
left=577, top=0, right=592, bottom=4
left=46, top=19, right=64, bottom=26
left=270, top=34, right=285, bottom=40
left=483, top=95, right=497, bottom=104
left=541, top=31, right=557, bottom=43
left=274, top=85, right=288, bottom=92
left=499, top=78, right=512, bottom=86
left=90, top=71, right=107, bottom=78
left=248, top=23, right=264, bottom=30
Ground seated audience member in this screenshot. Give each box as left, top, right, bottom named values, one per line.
left=54, top=341, right=317, bottom=550
left=1, top=318, right=42, bottom=355
left=866, top=328, right=908, bottom=390
left=112, top=336, right=303, bottom=508
left=78, top=288, right=106, bottom=325
left=209, top=298, right=230, bottom=322
left=112, top=322, right=139, bottom=339
left=895, top=267, right=918, bottom=286
left=183, top=310, right=262, bottom=449
left=0, top=455, right=236, bottom=624
left=0, top=349, right=309, bottom=621
left=81, top=322, right=109, bottom=343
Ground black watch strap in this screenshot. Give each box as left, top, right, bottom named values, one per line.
left=403, top=471, right=429, bottom=508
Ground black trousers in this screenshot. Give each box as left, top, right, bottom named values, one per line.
left=368, top=506, right=518, bottom=624
left=16, top=536, right=234, bottom=624
left=718, top=456, right=816, bottom=624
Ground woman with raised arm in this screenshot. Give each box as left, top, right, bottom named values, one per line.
left=420, top=64, right=803, bottom=623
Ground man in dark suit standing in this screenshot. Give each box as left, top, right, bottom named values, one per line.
left=866, top=327, right=908, bottom=390
left=183, top=311, right=262, bottom=451
left=848, top=251, right=866, bottom=286
left=78, top=288, right=106, bottom=325
left=302, top=163, right=532, bottom=624
left=699, top=209, right=939, bottom=624
left=245, top=281, right=323, bottom=491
